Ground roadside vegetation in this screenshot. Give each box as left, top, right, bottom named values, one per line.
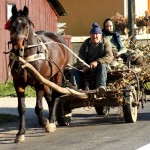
left=0, top=81, right=36, bottom=97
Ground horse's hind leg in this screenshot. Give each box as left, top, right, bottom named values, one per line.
left=44, top=86, right=57, bottom=132
left=35, top=85, right=53, bottom=133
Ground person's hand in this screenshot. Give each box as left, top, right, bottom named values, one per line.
left=112, top=50, right=118, bottom=58
left=116, top=51, right=122, bottom=57
left=82, top=66, right=90, bottom=73
left=90, top=61, right=98, bottom=69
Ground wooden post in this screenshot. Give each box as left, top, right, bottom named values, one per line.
left=128, top=0, right=135, bottom=37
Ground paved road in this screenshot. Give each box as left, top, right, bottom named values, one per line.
left=1, top=97, right=150, bottom=150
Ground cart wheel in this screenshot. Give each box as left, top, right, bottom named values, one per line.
left=56, top=101, right=72, bottom=126
left=95, top=106, right=110, bottom=115
left=123, top=86, right=138, bottom=123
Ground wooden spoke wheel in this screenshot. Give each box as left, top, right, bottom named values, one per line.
left=56, top=101, right=72, bottom=126
left=123, top=86, right=138, bottom=123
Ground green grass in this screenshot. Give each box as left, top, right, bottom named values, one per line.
left=0, top=114, right=18, bottom=126
left=0, top=81, right=36, bottom=97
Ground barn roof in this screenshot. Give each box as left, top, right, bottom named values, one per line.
left=48, top=0, right=67, bottom=16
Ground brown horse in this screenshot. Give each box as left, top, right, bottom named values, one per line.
left=8, top=5, right=69, bottom=143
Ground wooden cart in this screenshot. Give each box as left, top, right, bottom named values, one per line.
left=56, top=63, right=142, bottom=126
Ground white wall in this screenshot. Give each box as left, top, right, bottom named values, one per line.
left=135, top=0, right=148, bottom=16
left=124, top=0, right=148, bottom=17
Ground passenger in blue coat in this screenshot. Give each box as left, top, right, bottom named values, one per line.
left=102, top=18, right=143, bottom=65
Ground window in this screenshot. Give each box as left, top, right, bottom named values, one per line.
left=7, top=4, right=15, bottom=20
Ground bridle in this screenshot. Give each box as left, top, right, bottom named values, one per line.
left=10, top=17, right=30, bottom=57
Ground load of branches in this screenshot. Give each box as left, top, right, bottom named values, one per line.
left=111, top=12, right=150, bottom=35
left=136, top=11, right=150, bottom=27
left=111, top=13, right=128, bottom=35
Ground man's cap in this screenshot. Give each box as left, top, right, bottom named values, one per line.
left=90, top=22, right=102, bottom=34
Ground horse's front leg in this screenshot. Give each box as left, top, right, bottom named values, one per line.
left=14, top=91, right=26, bottom=143
left=35, top=86, right=51, bottom=132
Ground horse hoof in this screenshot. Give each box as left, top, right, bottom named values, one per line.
left=45, top=121, right=56, bottom=133
left=14, top=135, right=25, bottom=143
left=49, top=123, right=56, bottom=132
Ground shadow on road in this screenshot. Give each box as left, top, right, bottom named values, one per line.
left=0, top=107, right=49, bottom=144
left=1, top=104, right=150, bottom=144
left=70, top=113, right=126, bottom=128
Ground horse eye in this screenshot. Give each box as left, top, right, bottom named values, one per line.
left=23, top=23, right=28, bottom=29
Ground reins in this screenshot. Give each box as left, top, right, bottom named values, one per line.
left=27, top=40, right=90, bottom=68
left=5, top=28, right=90, bottom=85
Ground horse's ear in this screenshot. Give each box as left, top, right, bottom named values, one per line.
left=23, top=6, right=29, bottom=16
left=11, top=5, right=17, bottom=15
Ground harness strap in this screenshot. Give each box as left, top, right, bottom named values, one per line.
left=33, top=33, right=49, bottom=59
left=25, top=53, right=46, bottom=62
left=9, top=52, right=46, bottom=62
left=27, top=40, right=90, bottom=68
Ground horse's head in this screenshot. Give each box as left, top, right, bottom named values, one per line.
left=10, top=5, right=34, bottom=56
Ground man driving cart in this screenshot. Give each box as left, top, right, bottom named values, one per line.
left=70, top=22, right=113, bottom=97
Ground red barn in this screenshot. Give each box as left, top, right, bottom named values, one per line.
left=0, top=0, right=70, bottom=82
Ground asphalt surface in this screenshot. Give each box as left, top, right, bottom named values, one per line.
left=0, top=97, right=50, bottom=144
left=0, top=97, right=96, bottom=145
left=1, top=97, right=150, bottom=150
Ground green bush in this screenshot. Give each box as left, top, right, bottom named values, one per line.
left=0, top=81, right=36, bottom=97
